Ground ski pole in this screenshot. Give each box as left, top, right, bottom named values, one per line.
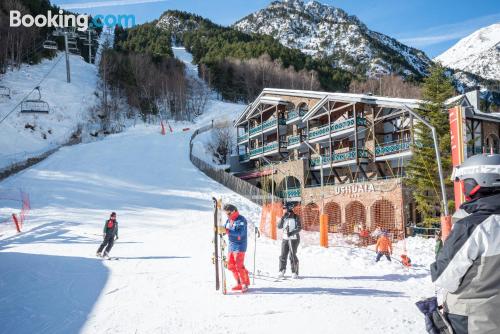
left=253, top=225, right=259, bottom=284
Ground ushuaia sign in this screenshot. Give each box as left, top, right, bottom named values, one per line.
left=333, top=183, right=376, bottom=195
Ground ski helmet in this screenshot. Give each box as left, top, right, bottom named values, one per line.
left=283, top=202, right=296, bottom=212
left=452, top=153, right=500, bottom=200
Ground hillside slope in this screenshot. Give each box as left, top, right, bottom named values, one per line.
left=436, top=23, right=500, bottom=81
left=0, top=122, right=434, bottom=333
left=0, top=53, right=99, bottom=170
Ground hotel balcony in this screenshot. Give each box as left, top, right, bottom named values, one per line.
left=286, top=110, right=306, bottom=124
left=238, top=153, right=250, bottom=162
left=248, top=118, right=287, bottom=139
left=310, top=149, right=370, bottom=170
left=237, top=133, right=249, bottom=144
left=249, top=141, right=286, bottom=159
left=286, top=134, right=307, bottom=149
left=374, top=140, right=412, bottom=161
left=307, top=117, right=366, bottom=143
left=279, top=187, right=302, bottom=200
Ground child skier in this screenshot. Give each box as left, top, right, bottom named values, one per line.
left=278, top=202, right=302, bottom=279
left=96, top=212, right=119, bottom=259
left=375, top=231, right=392, bottom=262
left=223, top=204, right=250, bottom=292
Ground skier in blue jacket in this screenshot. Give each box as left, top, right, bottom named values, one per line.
left=223, top=203, right=250, bottom=292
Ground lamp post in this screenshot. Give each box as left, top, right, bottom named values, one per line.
left=403, top=106, right=448, bottom=216
left=403, top=106, right=451, bottom=240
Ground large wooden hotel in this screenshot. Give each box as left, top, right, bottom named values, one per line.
left=229, top=88, right=500, bottom=237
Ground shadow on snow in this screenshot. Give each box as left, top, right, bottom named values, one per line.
left=249, top=286, right=406, bottom=297
left=0, top=252, right=108, bottom=334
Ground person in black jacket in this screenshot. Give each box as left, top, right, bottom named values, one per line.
left=278, top=202, right=302, bottom=279
left=96, top=212, right=119, bottom=258
left=430, top=154, right=500, bottom=334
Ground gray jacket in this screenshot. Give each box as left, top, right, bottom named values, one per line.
left=431, top=193, right=500, bottom=333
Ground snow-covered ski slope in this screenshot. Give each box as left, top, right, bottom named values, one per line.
left=0, top=52, right=99, bottom=170
left=0, top=121, right=435, bottom=333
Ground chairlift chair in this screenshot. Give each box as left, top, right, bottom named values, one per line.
left=20, top=87, right=49, bottom=114
left=43, top=40, right=58, bottom=50
left=0, top=86, right=11, bottom=99
left=68, top=47, right=81, bottom=55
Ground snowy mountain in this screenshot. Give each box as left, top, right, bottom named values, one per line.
left=233, top=0, right=432, bottom=78
left=436, top=24, right=500, bottom=81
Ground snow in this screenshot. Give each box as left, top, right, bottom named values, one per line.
left=0, top=53, right=99, bottom=170
left=0, top=118, right=437, bottom=333
left=172, top=46, right=246, bottom=167
left=435, top=23, right=500, bottom=81
left=0, top=44, right=438, bottom=334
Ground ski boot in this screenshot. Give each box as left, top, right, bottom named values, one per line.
left=231, top=284, right=243, bottom=292
left=102, top=252, right=110, bottom=260
left=96, top=252, right=102, bottom=257
left=277, top=270, right=285, bottom=279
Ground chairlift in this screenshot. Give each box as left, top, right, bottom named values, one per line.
left=69, top=47, right=81, bottom=55
left=52, top=28, right=65, bottom=37
left=43, top=39, right=58, bottom=50
left=20, top=87, right=49, bottom=114
left=0, top=86, right=11, bottom=99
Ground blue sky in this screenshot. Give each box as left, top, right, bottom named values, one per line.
left=53, top=0, right=500, bottom=58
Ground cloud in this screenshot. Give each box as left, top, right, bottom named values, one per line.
left=396, top=13, right=500, bottom=47
left=59, top=0, right=169, bottom=9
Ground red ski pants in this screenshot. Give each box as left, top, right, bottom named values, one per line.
left=227, top=252, right=250, bottom=286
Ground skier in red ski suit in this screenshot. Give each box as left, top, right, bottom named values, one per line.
left=223, top=204, right=250, bottom=292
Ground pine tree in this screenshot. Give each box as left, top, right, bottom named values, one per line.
left=406, top=64, right=455, bottom=226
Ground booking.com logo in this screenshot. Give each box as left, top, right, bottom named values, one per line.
left=10, top=10, right=136, bottom=32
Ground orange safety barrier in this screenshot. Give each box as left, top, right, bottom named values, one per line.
left=441, top=215, right=452, bottom=241
left=319, top=214, right=328, bottom=247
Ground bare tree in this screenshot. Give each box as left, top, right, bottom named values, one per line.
left=349, top=75, right=422, bottom=99
left=208, top=126, right=234, bottom=164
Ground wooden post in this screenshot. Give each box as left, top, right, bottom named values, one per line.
left=320, top=213, right=329, bottom=247
left=270, top=202, right=278, bottom=240
left=12, top=214, right=21, bottom=233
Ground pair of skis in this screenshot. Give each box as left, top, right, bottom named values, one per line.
left=212, top=197, right=227, bottom=295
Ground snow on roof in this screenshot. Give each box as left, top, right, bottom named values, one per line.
left=235, top=88, right=423, bottom=126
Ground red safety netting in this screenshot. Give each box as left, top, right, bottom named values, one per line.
left=0, top=188, right=30, bottom=233
left=259, top=199, right=410, bottom=266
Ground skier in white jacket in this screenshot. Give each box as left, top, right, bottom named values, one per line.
left=278, top=202, right=302, bottom=279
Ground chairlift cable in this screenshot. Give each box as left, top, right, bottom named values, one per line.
left=0, top=54, right=64, bottom=125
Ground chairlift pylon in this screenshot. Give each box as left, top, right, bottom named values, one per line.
left=0, top=86, right=11, bottom=99
left=20, top=86, right=49, bottom=114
